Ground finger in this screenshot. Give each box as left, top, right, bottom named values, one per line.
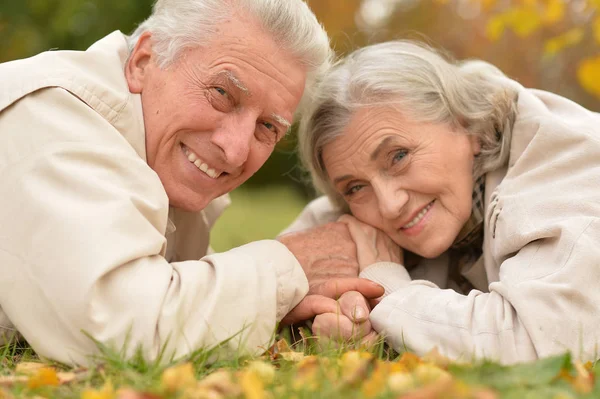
left=312, top=313, right=372, bottom=341
left=313, top=278, right=385, bottom=299
left=280, top=295, right=339, bottom=326
left=338, top=291, right=372, bottom=323
left=369, top=296, right=384, bottom=308
left=359, top=331, right=380, bottom=347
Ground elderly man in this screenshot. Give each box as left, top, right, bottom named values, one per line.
left=0, top=0, right=382, bottom=365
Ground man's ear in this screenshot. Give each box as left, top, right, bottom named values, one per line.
left=125, top=32, right=154, bottom=94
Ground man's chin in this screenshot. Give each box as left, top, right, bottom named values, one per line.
left=167, top=192, right=216, bottom=212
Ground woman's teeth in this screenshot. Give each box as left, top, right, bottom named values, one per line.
left=184, top=147, right=222, bottom=179
left=402, top=201, right=434, bottom=229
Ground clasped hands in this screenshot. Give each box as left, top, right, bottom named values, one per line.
left=278, top=215, right=403, bottom=345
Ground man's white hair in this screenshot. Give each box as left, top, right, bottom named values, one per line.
left=128, top=0, right=333, bottom=115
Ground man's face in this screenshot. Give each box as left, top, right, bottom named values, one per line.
left=126, top=16, right=307, bottom=211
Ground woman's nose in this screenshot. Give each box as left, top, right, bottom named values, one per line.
left=375, top=182, right=409, bottom=220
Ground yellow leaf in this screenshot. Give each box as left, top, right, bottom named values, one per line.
left=27, top=367, right=60, bottom=389
left=339, top=351, right=374, bottom=386
left=413, top=364, right=453, bottom=385
left=279, top=351, right=305, bottom=362
left=81, top=381, right=115, bottom=399
left=506, top=7, right=542, bottom=37
left=421, top=347, right=452, bottom=369
left=397, top=352, right=422, bottom=371
left=193, top=369, right=240, bottom=398
left=577, top=56, right=600, bottom=98
left=15, top=362, right=47, bottom=375
left=542, top=0, right=565, bottom=24
left=245, top=361, right=275, bottom=385
left=572, top=360, right=594, bottom=394
left=0, top=389, right=15, bottom=399
left=240, top=370, right=265, bottom=399
left=161, top=363, right=196, bottom=392
left=387, top=373, right=416, bottom=394
left=0, top=375, right=28, bottom=387
left=543, top=28, right=584, bottom=56
left=486, top=15, right=507, bottom=41
left=594, top=16, right=600, bottom=44
left=361, top=361, right=397, bottom=398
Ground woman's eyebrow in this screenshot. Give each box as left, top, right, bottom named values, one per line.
left=333, top=174, right=354, bottom=186
left=370, top=136, right=395, bottom=161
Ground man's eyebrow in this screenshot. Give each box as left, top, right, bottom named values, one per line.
left=370, top=136, right=395, bottom=161
left=218, top=70, right=250, bottom=96
left=271, top=113, right=292, bottom=130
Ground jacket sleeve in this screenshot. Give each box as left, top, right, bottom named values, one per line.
left=0, top=89, right=308, bottom=365
left=368, top=98, right=600, bottom=365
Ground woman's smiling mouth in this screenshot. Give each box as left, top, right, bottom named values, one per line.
left=401, top=200, right=435, bottom=230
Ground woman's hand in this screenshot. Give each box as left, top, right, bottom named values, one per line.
left=338, top=215, right=404, bottom=272
left=312, top=291, right=378, bottom=347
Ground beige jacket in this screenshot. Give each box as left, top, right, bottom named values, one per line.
left=285, top=82, right=600, bottom=364
left=0, top=32, right=308, bottom=364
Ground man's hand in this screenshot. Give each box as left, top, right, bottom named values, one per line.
left=278, top=222, right=383, bottom=296
left=278, top=222, right=384, bottom=325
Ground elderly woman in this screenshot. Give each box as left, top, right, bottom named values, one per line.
left=285, top=41, right=600, bottom=364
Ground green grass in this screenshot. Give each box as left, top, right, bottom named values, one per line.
left=209, top=185, right=309, bottom=252
left=1, top=335, right=600, bottom=398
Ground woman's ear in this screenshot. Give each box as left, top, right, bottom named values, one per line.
left=125, top=32, right=154, bottom=94
left=470, top=134, right=481, bottom=156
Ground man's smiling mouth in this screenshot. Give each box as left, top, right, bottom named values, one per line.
left=182, top=144, right=223, bottom=179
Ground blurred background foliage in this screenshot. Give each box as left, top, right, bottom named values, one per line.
left=1, top=0, right=598, bottom=250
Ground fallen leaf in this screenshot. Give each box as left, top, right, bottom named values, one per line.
left=0, top=375, right=28, bottom=387
left=27, top=367, right=60, bottom=389
left=193, top=369, right=241, bottom=398
left=161, top=363, right=196, bottom=392
left=15, top=362, right=47, bottom=375
left=413, top=364, right=453, bottom=385
left=397, top=352, right=422, bottom=371
left=571, top=360, right=594, bottom=394
left=0, top=389, right=15, bottom=399
left=240, top=370, right=266, bottom=399
left=387, top=372, right=415, bottom=395
left=81, top=381, right=115, bottom=399
left=116, top=389, right=162, bottom=399
left=245, top=361, right=275, bottom=384
left=339, top=351, right=374, bottom=386
left=279, top=351, right=305, bottom=362
left=422, top=347, right=452, bottom=369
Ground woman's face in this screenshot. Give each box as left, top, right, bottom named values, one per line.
left=322, top=107, right=480, bottom=258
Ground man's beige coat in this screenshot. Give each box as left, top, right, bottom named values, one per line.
left=0, top=32, right=308, bottom=364
left=284, top=80, right=600, bottom=364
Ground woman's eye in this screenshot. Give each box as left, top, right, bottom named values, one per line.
left=392, top=150, right=407, bottom=164
left=345, top=185, right=364, bottom=196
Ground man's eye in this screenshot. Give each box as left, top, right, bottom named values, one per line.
left=262, top=122, right=277, bottom=133
left=214, top=87, right=228, bottom=97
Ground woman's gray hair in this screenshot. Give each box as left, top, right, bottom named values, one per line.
left=298, top=40, right=518, bottom=209
left=128, top=0, right=333, bottom=114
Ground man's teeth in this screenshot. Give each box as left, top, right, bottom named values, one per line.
left=402, top=202, right=434, bottom=229
left=185, top=147, right=221, bottom=179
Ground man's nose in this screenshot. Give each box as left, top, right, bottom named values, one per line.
left=210, top=117, right=255, bottom=168
left=375, top=181, right=409, bottom=220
